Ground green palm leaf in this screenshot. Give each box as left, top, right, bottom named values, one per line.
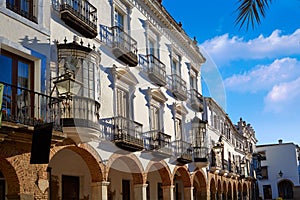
left=235, top=0, right=272, bottom=30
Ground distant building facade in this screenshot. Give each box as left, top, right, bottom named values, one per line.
left=0, top=0, right=258, bottom=199
left=256, top=140, right=300, bottom=199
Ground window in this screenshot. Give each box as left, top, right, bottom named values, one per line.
left=175, top=117, right=182, bottom=140
left=150, top=104, right=160, bottom=131
left=6, top=0, right=37, bottom=22
left=0, top=50, right=34, bottom=89
left=189, top=68, right=198, bottom=90
left=171, top=54, right=181, bottom=76
left=116, top=88, right=129, bottom=118
left=114, top=9, right=125, bottom=30
left=263, top=185, right=272, bottom=199
left=0, top=50, right=34, bottom=118
left=258, top=151, right=266, bottom=160
left=149, top=39, right=156, bottom=57
left=261, top=166, right=268, bottom=179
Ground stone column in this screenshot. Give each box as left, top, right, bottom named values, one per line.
left=134, top=183, right=148, bottom=200
left=91, top=181, right=110, bottom=200
left=162, top=185, right=174, bottom=200
left=183, top=187, right=194, bottom=200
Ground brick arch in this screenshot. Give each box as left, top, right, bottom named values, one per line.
left=0, top=158, right=20, bottom=197
left=191, top=169, right=207, bottom=191
left=49, top=143, right=104, bottom=182
left=173, top=166, right=192, bottom=187
left=217, top=179, right=222, bottom=192
left=191, top=169, right=206, bottom=191
left=145, top=160, right=172, bottom=186
left=223, top=181, right=227, bottom=193
left=106, top=153, right=144, bottom=184
left=209, top=177, right=216, bottom=193
left=243, top=182, right=248, bottom=196
left=238, top=182, right=242, bottom=192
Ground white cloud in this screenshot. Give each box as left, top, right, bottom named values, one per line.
left=224, top=57, right=300, bottom=92
left=264, top=77, right=300, bottom=113
left=200, top=29, right=300, bottom=66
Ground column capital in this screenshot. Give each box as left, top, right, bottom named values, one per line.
left=91, top=181, right=110, bottom=187
left=162, top=185, right=175, bottom=189
left=134, top=183, right=148, bottom=188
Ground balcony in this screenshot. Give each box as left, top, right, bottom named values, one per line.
left=0, top=82, right=62, bottom=133
left=172, top=140, right=193, bottom=164
left=144, top=130, right=172, bottom=158
left=100, top=25, right=138, bottom=66
left=170, top=74, right=187, bottom=101
left=189, top=89, right=204, bottom=112
left=193, top=147, right=209, bottom=168
left=101, top=116, right=143, bottom=151
left=60, top=0, right=97, bottom=38
left=59, top=96, right=101, bottom=143
left=142, top=54, right=167, bottom=86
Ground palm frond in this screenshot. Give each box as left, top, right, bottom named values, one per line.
left=235, top=0, right=272, bottom=30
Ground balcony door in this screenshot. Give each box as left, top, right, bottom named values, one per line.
left=150, top=104, right=160, bottom=131
left=116, top=88, right=129, bottom=118
left=0, top=50, right=34, bottom=119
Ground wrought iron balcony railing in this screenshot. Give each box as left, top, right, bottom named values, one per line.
left=172, top=140, right=193, bottom=163
left=0, top=81, right=61, bottom=131
left=100, top=116, right=143, bottom=151
left=143, top=54, right=167, bottom=86
left=189, top=89, right=204, bottom=112
left=60, top=0, right=98, bottom=38
left=6, top=1, right=37, bottom=23
left=193, top=146, right=209, bottom=162
left=100, top=25, right=138, bottom=66
left=144, top=130, right=172, bottom=157
left=170, top=74, right=187, bottom=101
left=60, top=96, right=100, bottom=131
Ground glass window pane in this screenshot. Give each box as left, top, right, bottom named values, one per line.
left=0, top=54, right=12, bottom=84
left=18, top=61, right=29, bottom=89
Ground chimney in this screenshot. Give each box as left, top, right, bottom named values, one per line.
left=278, top=139, right=283, bottom=144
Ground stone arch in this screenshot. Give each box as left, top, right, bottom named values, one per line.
left=191, top=169, right=207, bottom=199
left=0, top=158, right=20, bottom=197
left=173, top=165, right=192, bottom=187
left=106, top=153, right=144, bottom=184
left=228, top=181, right=232, bottom=199
left=145, top=160, right=172, bottom=186
left=278, top=179, right=294, bottom=199
left=223, top=181, right=227, bottom=198
left=191, top=169, right=206, bottom=190
left=209, top=177, right=217, bottom=200
left=243, top=182, right=248, bottom=199
left=233, top=182, right=237, bottom=199
left=50, top=143, right=104, bottom=182
left=217, top=179, right=222, bottom=198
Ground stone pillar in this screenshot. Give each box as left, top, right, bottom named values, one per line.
left=162, top=185, right=174, bottom=200
left=91, top=181, right=110, bottom=200
left=206, top=189, right=211, bottom=200
left=134, top=183, right=148, bottom=200
left=183, top=187, right=193, bottom=200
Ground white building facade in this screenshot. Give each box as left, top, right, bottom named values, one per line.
left=256, top=140, right=300, bottom=199
left=0, top=0, right=258, bottom=199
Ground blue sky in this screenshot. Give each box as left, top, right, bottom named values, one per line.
left=163, top=0, right=300, bottom=145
